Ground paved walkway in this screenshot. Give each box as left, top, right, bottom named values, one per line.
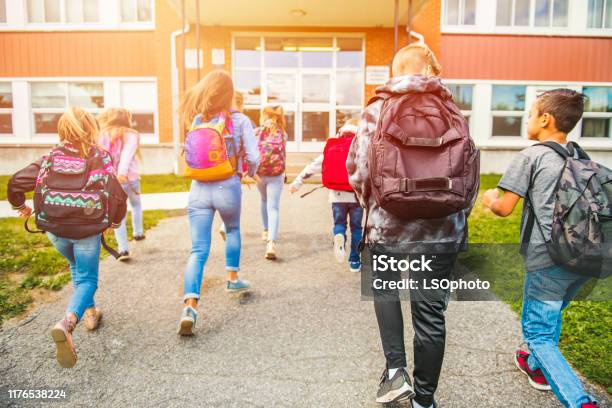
left=0, top=187, right=609, bottom=407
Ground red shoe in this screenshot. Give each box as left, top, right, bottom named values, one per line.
left=581, top=402, right=598, bottom=408
left=515, top=350, right=551, bottom=391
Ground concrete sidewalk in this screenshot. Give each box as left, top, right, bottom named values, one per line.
left=0, top=187, right=609, bottom=407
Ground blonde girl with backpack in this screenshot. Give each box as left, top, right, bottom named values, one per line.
left=255, top=106, right=287, bottom=260
left=98, top=108, right=143, bottom=262
left=178, top=70, right=259, bottom=336
left=7, top=107, right=127, bottom=368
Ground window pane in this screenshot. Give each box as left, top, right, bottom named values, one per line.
left=496, top=0, right=512, bottom=25
left=583, top=87, right=611, bottom=112
left=137, top=0, right=151, bottom=22
left=336, top=109, right=360, bottom=133
left=491, top=85, right=525, bottom=111
left=492, top=116, right=522, bottom=136
left=302, top=111, right=329, bottom=142
left=514, top=0, right=530, bottom=25
left=463, top=0, right=476, bottom=24
left=336, top=71, right=362, bottom=106
left=587, top=0, right=604, bottom=28
left=121, top=0, right=136, bottom=22
left=45, top=0, right=61, bottom=22
left=68, top=82, right=104, bottom=108
left=131, top=113, right=155, bottom=134
left=581, top=118, right=611, bottom=138
left=447, top=84, right=473, bottom=110
left=83, top=0, right=99, bottom=22
left=235, top=70, right=261, bottom=105
left=0, top=83, right=12, bottom=108
left=337, top=38, right=363, bottom=68
left=445, top=0, right=460, bottom=25
left=606, top=0, right=612, bottom=27
left=0, top=0, right=7, bottom=23
left=266, top=73, right=295, bottom=103
left=28, top=0, right=45, bottom=23
left=301, top=38, right=333, bottom=68
left=66, top=0, right=83, bottom=23
left=0, top=113, right=12, bottom=134
left=34, top=113, right=62, bottom=133
left=243, top=108, right=260, bottom=128
left=265, top=38, right=299, bottom=68
left=302, top=74, right=330, bottom=103
left=284, top=111, right=295, bottom=141
left=235, top=37, right=261, bottom=68
left=534, top=0, right=550, bottom=26
left=552, top=0, right=568, bottom=27
left=121, top=82, right=156, bottom=110
left=31, top=82, right=66, bottom=108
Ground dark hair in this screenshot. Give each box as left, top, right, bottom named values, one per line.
left=536, top=88, right=585, bottom=134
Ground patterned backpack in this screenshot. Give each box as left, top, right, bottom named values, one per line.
left=257, top=126, right=286, bottom=176
left=523, top=142, right=612, bottom=278
left=183, top=112, right=237, bottom=182
left=32, top=144, right=127, bottom=241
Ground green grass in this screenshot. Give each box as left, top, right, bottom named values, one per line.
left=0, top=209, right=184, bottom=326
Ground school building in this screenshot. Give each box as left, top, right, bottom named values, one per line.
left=0, top=0, right=610, bottom=176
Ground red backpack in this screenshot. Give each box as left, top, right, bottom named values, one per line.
left=322, top=134, right=354, bottom=192
left=367, top=86, right=480, bottom=219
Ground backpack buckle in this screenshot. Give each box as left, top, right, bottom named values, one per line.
left=448, top=178, right=453, bottom=190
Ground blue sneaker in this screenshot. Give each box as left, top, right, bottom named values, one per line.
left=226, top=279, right=251, bottom=293
left=349, top=261, right=361, bottom=273
left=178, top=306, right=197, bottom=336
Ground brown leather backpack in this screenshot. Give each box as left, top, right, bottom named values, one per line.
left=367, top=87, right=480, bottom=219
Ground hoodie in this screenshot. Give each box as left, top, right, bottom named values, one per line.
left=347, top=75, right=475, bottom=246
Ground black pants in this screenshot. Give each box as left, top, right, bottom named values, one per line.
left=372, top=251, right=457, bottom=407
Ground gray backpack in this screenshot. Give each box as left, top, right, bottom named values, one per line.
left=523, top=141, right=612, bottom=278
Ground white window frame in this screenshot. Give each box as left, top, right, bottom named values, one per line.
left=586, top=0, right=612, bottom=29
left=232, top=32, right=365, bottom=153
left=581, top=86, right=612, bottom=139
left=118, top=0, right=155, bottom=28
left=119, top=80, right=159, bottom=144
left=0, top=81, right=13, bottom=136
left=442, top=0, right=477, bottom=27
left=0, top=0, right=7, bottom=24
left=490, top=84, right=527, bottom=138
left=445, top=82, right=475, bottom=135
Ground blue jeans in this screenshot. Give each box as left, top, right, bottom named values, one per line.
left=114, top=180, right=143, bottom=253
left=331, top=202, right=363, bottom=264
left=184, top=176, right=242, bottom=300
left=521, top=265, right=593, bottom=408
left=46, top=232, right=101, bottom=321
left=256, top=174, right=284, bottom=242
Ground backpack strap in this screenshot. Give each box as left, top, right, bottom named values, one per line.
left=535, top=141, right=571, bottom=159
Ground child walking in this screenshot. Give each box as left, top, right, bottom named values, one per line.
left=290, top=119, right=363, bottom=272
left=483, top=89, right=599, bottom=408
left=256, top=106, right=287, bottom=260
left=98, top=108, right=143, bottom=262
left=178, top=70, right=259, bottom=336
left=7, top=107, right=127, bottom=368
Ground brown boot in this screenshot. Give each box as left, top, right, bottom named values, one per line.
left=50, top=315, right=77, bottom=368
left=83, top=307, right=103, bottom=331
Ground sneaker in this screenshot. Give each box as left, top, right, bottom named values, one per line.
left=261, top=230, right=268, bottom=242
left=50, top=316, right=77, bottom=368
left=178, top=306, right=197, bottom=336
left=515, top=350, right=551, bottom=391
left=133, top=235, right=146, bottom=241
left=226, top=279, right=251, bottom=293
left=219, top=225, right=226, bottom=241
left=265, top=241, right=276, bottom=260
left=117, top=251, right=130, bottom=262
left=376, top=368, right=415, bottom=404
left=333, top=234, right=346, bottom=263
left=349, top=261, right=361, bottom=273
left=83, top=307, right=103, bottom=331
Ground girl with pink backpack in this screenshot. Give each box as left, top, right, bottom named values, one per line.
left=255, top=106, right=287, bottom=260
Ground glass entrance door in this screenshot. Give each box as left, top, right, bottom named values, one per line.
left=300, top=72, right=332, bottom=151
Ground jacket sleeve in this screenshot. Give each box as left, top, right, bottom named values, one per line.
left=7, top=160, right=42, bottom=209
left=117, top=132, right=139, bottom=177
left=240, top=117, right=260, bottom=177
left=291, top=154, right=323, bottom=190
left=347, top=107, right=376, bottom=209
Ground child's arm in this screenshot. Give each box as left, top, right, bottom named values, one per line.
left=290, top=154, right=323, bottom=193
left=483, top=188, right=521, bottom=217
left=8, top=160, right=42, bottom=218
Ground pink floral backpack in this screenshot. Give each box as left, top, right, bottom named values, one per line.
left=257, top=126, right=286, bottom=176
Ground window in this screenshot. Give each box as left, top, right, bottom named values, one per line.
left=581, top=87, right=611, bottom=138
left=30, top=82, right=104, bottom=135
left=447, top=84, right=473, bottom=119
left=234, top=37, right=261, bottom=105
left=496, top=0, right=569, bottom=27
left=491, top=85, right=526, bottom=136
left=120, top=0, right=153, bottom=23
left=0, top=83, right=13, bottom=135
left=587, top=0, right=612, bottom=28
left=120, top=82, right=156, bottom=135
left=444, top=0, right=476, bottom=26
left=27, top=0, right=100, bottom=23
left=0, top=0, right=6, bottom=23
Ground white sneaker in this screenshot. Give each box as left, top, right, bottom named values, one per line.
left=261, top=230, right=268, bottom=242
left=265, top=241, right=276, bottom=260
left=333, top=234, right=346, bottom=263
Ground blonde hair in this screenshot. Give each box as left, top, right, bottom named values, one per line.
left=345, top=118, right=360, bottom=126
left=233, top=91, right=245, bottom=112
left=260, top=105, right=286, bottom=134
left=180, top=70, right=234, bottom=129
left=58, top=107, right=99, bottom=158
left=392, top=43, right=442, bottom=77
left=97, top=108, right=136, bottom=144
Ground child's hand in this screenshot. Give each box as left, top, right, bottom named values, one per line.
left=18, top=206, right=32, bottom=219
left=482, top=189, right=500, bottom=209
left=289, top=185, right=299, bottom=194
left=117, top=175, right=128, bottom=184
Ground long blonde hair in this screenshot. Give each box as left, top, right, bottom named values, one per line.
left=97, top=107, right=136, bottom=145
left=58, top=107, right=99, bottom=158
left=260, top=105, right=286, bottom=134
left=180, top=70, right=234, bottom=129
